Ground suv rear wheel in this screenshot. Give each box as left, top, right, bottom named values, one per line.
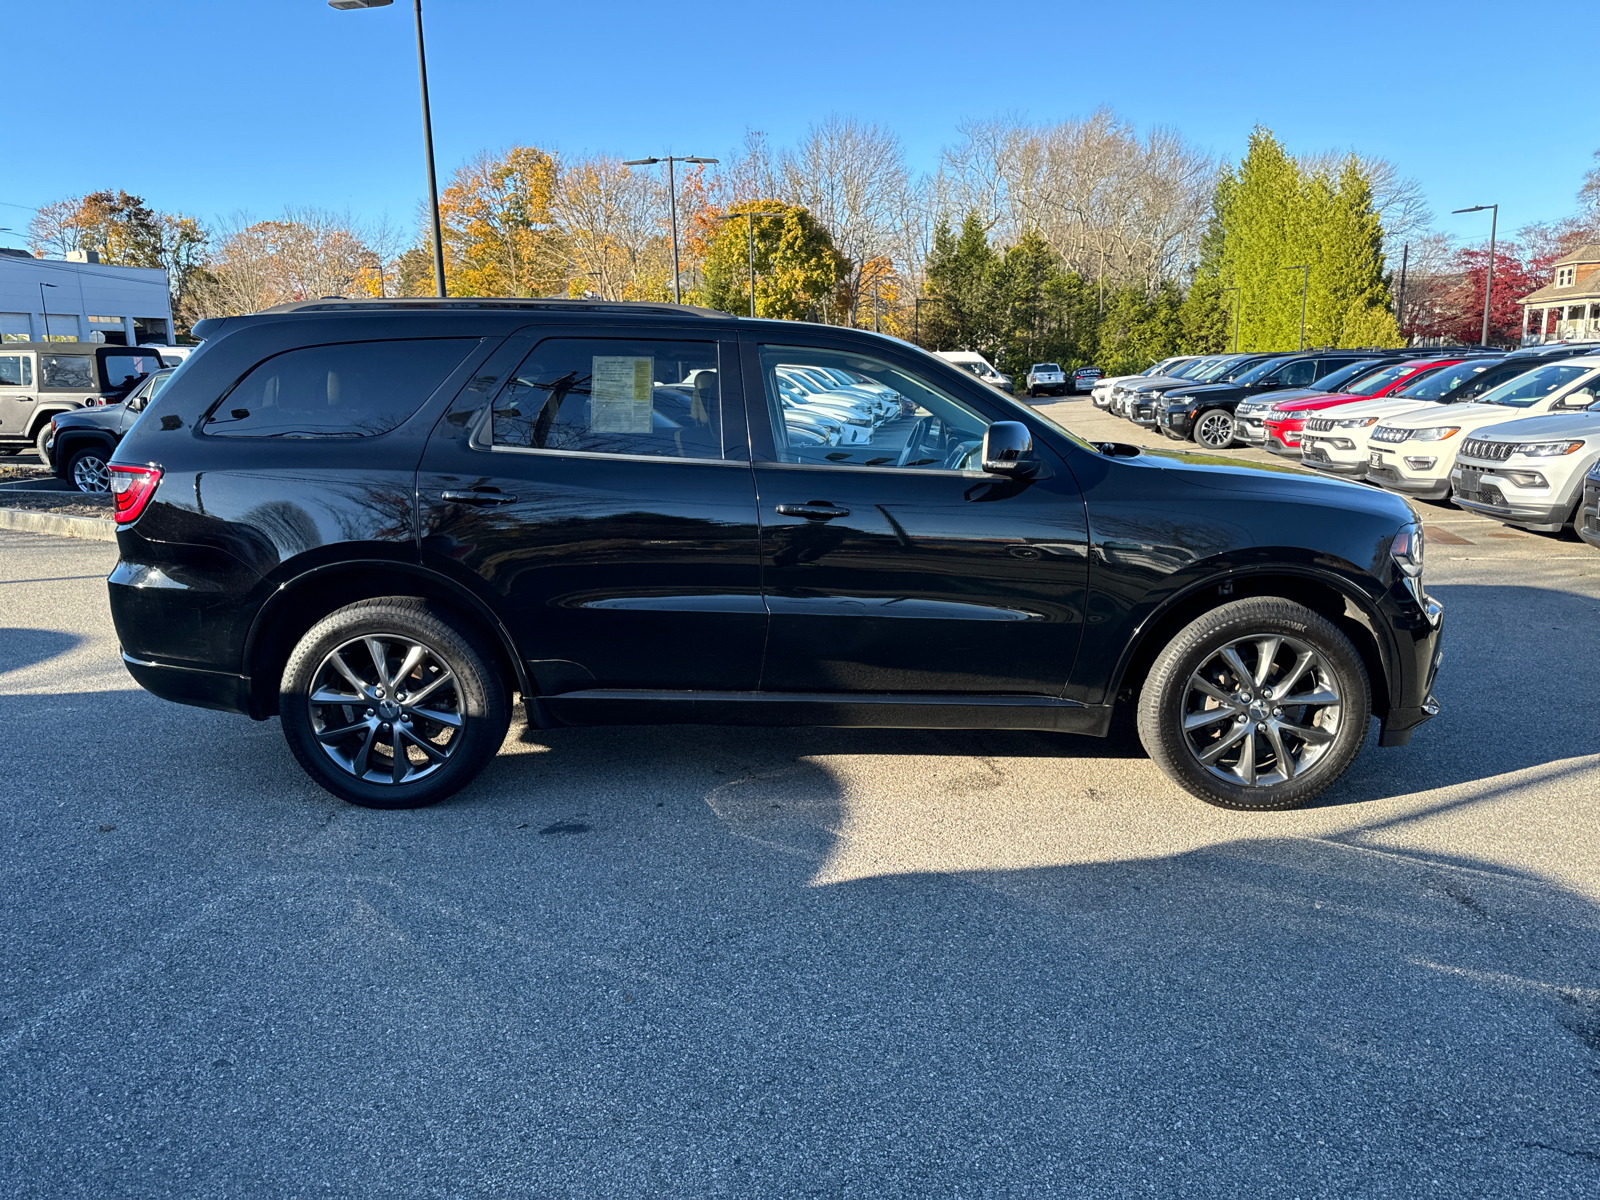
left=67, top=445, right=112, bottom=493
left=279, top=598, right=510, bottom=808
left=1136, top=598, right=1370, bottom=810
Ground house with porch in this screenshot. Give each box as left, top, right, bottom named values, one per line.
left=1517, top=242, right=1600, bottom=345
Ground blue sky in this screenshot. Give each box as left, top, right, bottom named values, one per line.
left=1, top=0, right=1587, bottom=255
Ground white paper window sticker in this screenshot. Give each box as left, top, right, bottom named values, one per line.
left=591, top=355, right=654, bottom=433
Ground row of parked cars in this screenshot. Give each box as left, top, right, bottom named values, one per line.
left=1091, top=343, right=1600, bottom=547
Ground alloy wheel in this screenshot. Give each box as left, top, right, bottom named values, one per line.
left=1180, top=634, right=1342, bottom=787
left=1196, top=411, right=1235, bottom=448
left=72, top=454, right=111, bottom=493
left=307, top=634, right=464, bottom=786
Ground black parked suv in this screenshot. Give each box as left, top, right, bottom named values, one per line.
left=1159, top=351, right=1401, bottom=448
left=107, top=299, right=1444, bottom=812
left=46, top=367, right=175, bottom=491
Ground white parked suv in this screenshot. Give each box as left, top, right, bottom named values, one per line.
left=1366, top=359, right=1600, bottom=501
left=1449, top=405, right=1600, bottom=532
left=1091, top=356, right=1195, bottom=409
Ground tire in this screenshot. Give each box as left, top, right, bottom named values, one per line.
left=1193, top=408, right=1236, bottom=449
left=1136, top=597, right=1371, bottom=811
left=278, top=598, right=511, bottom=809
left=66, top=445, right=112, bottom=493
left=34, top=424, right=52, bottom=466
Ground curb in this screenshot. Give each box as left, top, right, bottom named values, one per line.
left=0, top=507, right=117, bottom=542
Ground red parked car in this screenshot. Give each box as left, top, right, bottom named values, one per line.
left=1262, top=358, right=1468, bottom=456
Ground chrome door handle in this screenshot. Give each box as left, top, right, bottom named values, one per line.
left=440, top=489, right=517, bottom=506
left=775, top=502, right=849, bottom=520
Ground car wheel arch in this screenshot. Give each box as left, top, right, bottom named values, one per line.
left=242, top=561, right=533, bottom=720
left=1106, top=565, right=1395, bottom=723
left=54, top=430, right=117, bottom=466
left=26, top=406, right=81, bottom=439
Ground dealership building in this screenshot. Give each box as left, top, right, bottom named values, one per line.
left=0, top=247, right=174, bottom=347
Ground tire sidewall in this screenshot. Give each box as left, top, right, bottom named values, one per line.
left=279, top=601, right=507, bottom=809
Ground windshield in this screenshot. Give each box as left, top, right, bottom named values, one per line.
left=1394, top=359, right=1498, bottom=400
left=1172, top=358, right=1218, bottom=379
left=1233, top=356, right=1295, bottom=385
left=1192, top=357, right=1241, bottom=382
left=1308, top=359, right=1382, bottom=392
left=1344, top=361, right=1424, bottom=396
left=1480, top=363, right=1597, bottom=408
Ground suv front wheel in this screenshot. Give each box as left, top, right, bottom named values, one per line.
left=1194, top=409, right=1236, bottom=449
left=279, top=598, right=510, bottom=808
left=1137, top=598, right=1371, bottom=810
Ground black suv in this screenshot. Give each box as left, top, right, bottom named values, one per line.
left=46, top=366, right=175, bottom=491
left=107, top=299, right=1444, bottom=812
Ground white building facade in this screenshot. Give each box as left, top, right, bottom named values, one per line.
left=0, top=248, right=174, bottom=347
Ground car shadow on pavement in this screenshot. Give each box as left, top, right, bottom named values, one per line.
left=0, top=627, right=83, bottom=679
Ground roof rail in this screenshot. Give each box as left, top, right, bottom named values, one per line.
left=254, top=296, right=734, bottom=320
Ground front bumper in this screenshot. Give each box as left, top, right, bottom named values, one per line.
left=1579, top=479, right=1600, bottom=548
left=1377, top=592, right=1445, bottom=747
left=1158, top=408, right=1195, bottom=440
left=1450, top=466, right=1577, bottom=532
left=1236, top=416, right=1267, bottom=445
left=1365, top=453, right=1452, bottom=501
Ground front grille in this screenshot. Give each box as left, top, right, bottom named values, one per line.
left=1306, top=418, right=1335, bottom=432
left=1371, top=426, right=1410, bottom=443
left=1461, top=438, right=1513, bottom=461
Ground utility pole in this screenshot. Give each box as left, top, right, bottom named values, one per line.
left=625, top=155, right=720, bottom=304
left=1453, top=204, right=1498, bottom=345
left=1395, top=243, right=1408, bottom=338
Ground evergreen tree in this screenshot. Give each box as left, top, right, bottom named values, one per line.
left=922, top=211, right=999, bottom=354
left=1180, top=271, right=1230, bottom=354
left=1219, top=128, right=1303, bottom=351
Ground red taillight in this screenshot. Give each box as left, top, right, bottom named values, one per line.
left=109, top=464, right=162, bottom=525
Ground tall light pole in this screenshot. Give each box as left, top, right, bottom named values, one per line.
left=1395, top=243, right=1409, bottom=339
left=329, top=0, right=447, bottom=298
left=1222, top=285, right=1241, bottom=352
left=1453, top=204, right=1498, bottom=345
left=625, top=155, right=719, bottom=304
left=1283, top=264, right=1309, bottom=350
left=720, top=210, right=780, bottom=317
left=38, top=282, right=57, bottom=342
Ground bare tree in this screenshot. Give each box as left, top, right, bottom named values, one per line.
left=191, top=208, right=378, bottom=317
left=551, top=153, right=670, bottom=301
left=781, top=116, right=911, bottom=324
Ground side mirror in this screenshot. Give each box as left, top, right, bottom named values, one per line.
left=1256, top=377, right=1282, bottom=389
left=981, top=421, right=1040, bottom=477
left=1559, top=389, right=1595, bottom=409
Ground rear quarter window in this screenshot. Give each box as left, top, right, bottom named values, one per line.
left=203, top=339, right=474, bottom=438
left=39, top=354, right=96, bottom=390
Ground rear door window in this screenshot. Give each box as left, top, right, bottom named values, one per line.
left=490, top=338, right=723, bottom=460
left=205, top=339, right=475, bottom=438
left=1274, top=359, right=1319, bottom=387
left=102, top=351, right=164, bottom=391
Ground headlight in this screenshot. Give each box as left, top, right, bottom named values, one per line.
left=1335, top=416, right=1379, bottom=429
left=1390, top=521, right=1424, bottom=578
left=1409, top=427, right=1461, bottom=442
left=1514, top=440, right=1585, bottom=457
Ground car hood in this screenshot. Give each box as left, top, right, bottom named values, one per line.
left=1469, top=410, right=1600, bottom=442
left=51, top=403, right=130, bottom=431
left=1106, top=443, right=1412, bottom=517
left=1308, top=396, right=1441, bottom=423
left=1379, top=401, right=1550, bottom=430
left=1270, top=392, right=1375, bottom=414
left=1164, top=382, right=1251, bottom=404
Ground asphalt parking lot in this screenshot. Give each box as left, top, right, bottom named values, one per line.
left=2, top=420, right=1599, bottom=1195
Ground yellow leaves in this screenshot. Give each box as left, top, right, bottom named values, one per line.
left=438, top=145, right=564, bottom=298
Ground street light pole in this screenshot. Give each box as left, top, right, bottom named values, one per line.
left=39, top=282, right=57, bottom=342
left=625, top=155, right=720, bottom=304
left=1395, top=243, right=1408, bottom=338
left=721, top=211, right=779, bottom=318
left=1453, top=204, right=1499, bottom=345
left=1283, top=264, right=1309, bottom=350
left=329, top=0, right=447, bottom=297
left=1223, top=285, right=1241, bottom=352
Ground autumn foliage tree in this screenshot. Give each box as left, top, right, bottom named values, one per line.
left=698, top=201, right=844, bottom=320
left=436, top=146, right=564, bottom=298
